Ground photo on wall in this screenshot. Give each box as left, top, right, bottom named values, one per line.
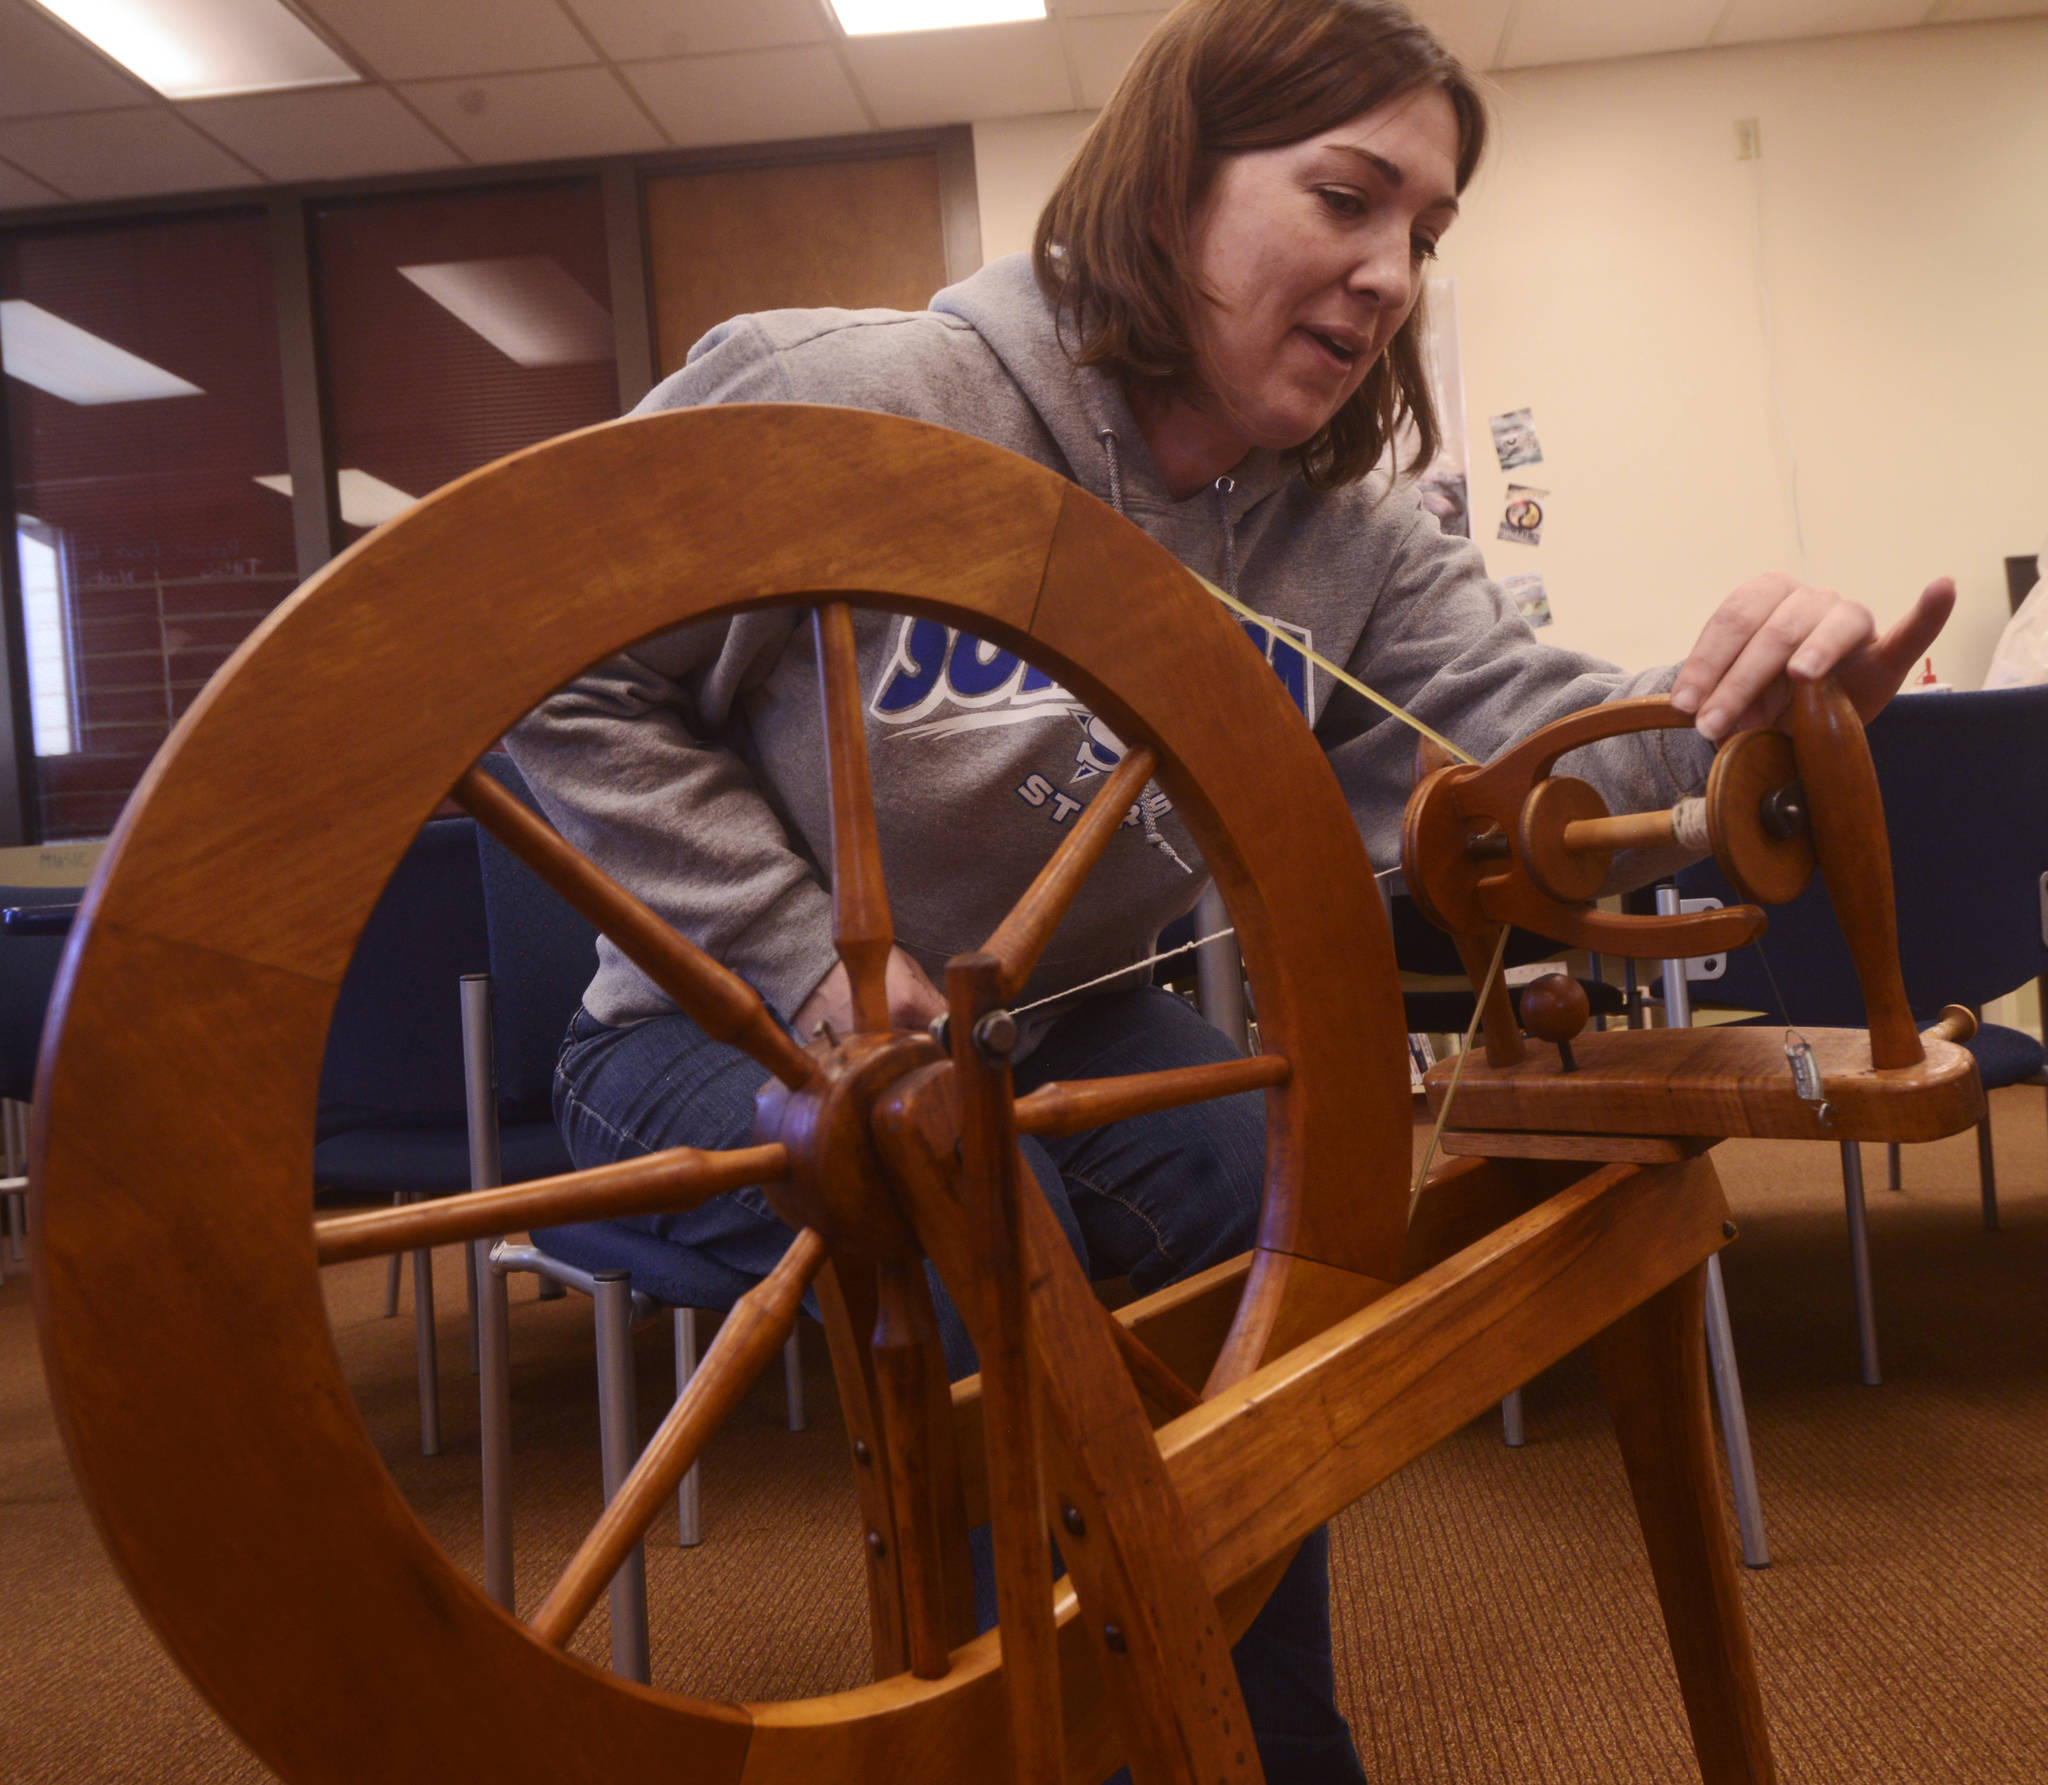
left=1489, top=406, right=1543, bottom=471
left=1502, top=570, right=1552, bottom=629
left=1401, top=276, right=1471, bottom=538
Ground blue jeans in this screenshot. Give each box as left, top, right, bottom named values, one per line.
left=553, top=986, right=1366, bottom=1784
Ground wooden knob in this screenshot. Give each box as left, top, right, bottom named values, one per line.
left=1518, top=973, right=1590, bottom=1045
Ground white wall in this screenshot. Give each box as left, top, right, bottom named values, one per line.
left=973, top=19, right=2048, bottom=686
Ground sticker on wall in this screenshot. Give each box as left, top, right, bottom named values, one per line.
left=1498, top=484, right=1546, bottom=547
left=1502, top=571, right=1552, bottom=629
left=1489, top=407, right=1543, bottom=471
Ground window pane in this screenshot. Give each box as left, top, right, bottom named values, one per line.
left=313, top=179, right=617, bottom=544
left=2, top=210, right=294, bottom=840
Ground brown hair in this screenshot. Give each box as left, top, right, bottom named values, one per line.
left=1033, top=0, right=1487, bottom=489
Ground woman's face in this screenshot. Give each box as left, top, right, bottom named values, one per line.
left=1181, top=85, right=1461, bottom=461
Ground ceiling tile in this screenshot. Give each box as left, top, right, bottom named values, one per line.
left=180, top=86, right=465, bottom=182
left=1929, top=0, right=2048, bottom=18
left=0, top=0, right=150, bottom=120
left=0, top=155, right=61, bottom=207
left=297, top=0, right=596, bottom=80
left=624, top=46, right=870, bottom=147
left=1714, top=0, right=1931, bottom=43
left=1499, top=0, right=1726, bottom=68
left=841, top=20, right=1074, bottom=128
left=1066, top=12, right=1165, bottom=109
left=1409, top=0, right=1518, bottom=68
left=0, top=108, right=256, bottom=200
left=401, top=67, right=667, bottom=161
left=567, top=0, right=829, bottom=61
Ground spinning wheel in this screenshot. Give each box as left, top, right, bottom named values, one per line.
left=34, top=406, right=1770, bottom=1784
left=1403, top=679, right=1984, bottom=1151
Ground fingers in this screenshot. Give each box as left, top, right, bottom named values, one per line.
left=1674, top=576, right=1874, bottom=743
left=1836, top=577, right=1957, bottom=722
left=885, top=947, right=948, bottom=1028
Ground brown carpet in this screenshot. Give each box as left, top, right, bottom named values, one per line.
left=2, top=1086, right=2043, bottom=1782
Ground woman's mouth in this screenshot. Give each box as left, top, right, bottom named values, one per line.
left=1298, top=326, right=1360, bottom=371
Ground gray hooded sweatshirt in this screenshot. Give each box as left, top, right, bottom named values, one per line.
left=506, top=254, right=1711, bottom=1031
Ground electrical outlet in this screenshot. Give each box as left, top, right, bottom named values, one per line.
left=1735, top=118, right=1761, bottom=160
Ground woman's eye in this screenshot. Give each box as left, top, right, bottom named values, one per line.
left=1316, top=187, right=1367, bottom=219
left=1411, top=235, right=1441, bottom=263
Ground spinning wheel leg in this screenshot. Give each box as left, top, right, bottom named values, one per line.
left=1589, top=1265, right=1777, bottom=1785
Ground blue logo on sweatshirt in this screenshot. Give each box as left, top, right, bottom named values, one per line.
left=869, top=615, right=1315, bottom=742
left=869, top=614, right=1310, bottom=861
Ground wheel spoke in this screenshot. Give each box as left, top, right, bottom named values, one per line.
left=980, top=744, right=1158, bottom=999
left=312, top=1143, right=788, bottom=1266
left=529, top=1226, right=829, bottom=1651
left=814, top=603, right=894, bottom=1033
left=946, top=952, right=1064, bottom=1783
left=869, top=1257, right=975, bottom=1677
left=1014, top=1054, right=1289, bottom=1139
left=454, top=767, right=813, bottom=1089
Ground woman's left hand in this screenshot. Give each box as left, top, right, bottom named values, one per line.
left=1669, top=573, right=1957, bottom=742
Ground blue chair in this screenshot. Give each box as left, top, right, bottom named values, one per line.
left=312, top=816, right=503, bottom=1454
left=1676, top=682, right=2048, bottom=1384
left=0, top=883, right=89, bottom=1279
left=467, top=755, right=803, bottom=1686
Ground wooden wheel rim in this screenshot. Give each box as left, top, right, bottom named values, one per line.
left=32, top=405, right=1411, bottom=1782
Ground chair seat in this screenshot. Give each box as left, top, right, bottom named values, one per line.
left=1403, top=976, right=1627, bottom=1036
left=531, top=1218, right=766, bottom=1311
left=1964, top=1022, right=2047, bottom=1089
left=314, top=1118, right=572, bottom=1196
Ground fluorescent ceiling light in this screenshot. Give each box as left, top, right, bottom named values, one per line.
left=829, top=0, right=1045, bottom=35
left=1, top=300, right=203, bottom=405
left=28, top=0, right=357, bottom=100
left=255, top=470, right=418, bottom=530
left=396, top=257, right=613, bottom=369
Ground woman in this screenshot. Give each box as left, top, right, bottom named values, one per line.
left=507, top=1, right=1950, bottom=1775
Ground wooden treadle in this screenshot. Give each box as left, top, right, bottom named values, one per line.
left=1424, top=1024, right=1984, bottom=1144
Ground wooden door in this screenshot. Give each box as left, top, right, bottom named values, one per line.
left=646, top=152, right=955, bottom=376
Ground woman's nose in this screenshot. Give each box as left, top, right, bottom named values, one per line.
left=1345, top=226, right=1414, bottom=313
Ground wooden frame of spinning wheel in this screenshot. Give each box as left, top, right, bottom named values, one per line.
left=33, top=404, right=1771, bottom=1785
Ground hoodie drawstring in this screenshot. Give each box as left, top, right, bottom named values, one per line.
left=1095, top=426, right=1192, bottom=876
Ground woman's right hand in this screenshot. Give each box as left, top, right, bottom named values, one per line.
left=794, top=947, right=948, bottom=1039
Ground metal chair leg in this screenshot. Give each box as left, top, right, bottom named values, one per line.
left=1976, top=1110, right=1998, bottom=1232
left=593, top=1270, right=651, bottom=1683
left=674, top=1308, right=702, bottom=1548
left=384, top=1195, right=403, bottom=1317
left=1192, top=883, right=1248, bottom=1052
left=1499, top=1389, right=1525, bottom=1448
left=1838, top=1142, right=1882, bottom=1386
left=1886, top=1142, right=1902, bottom=1193
left=478, top=1239, right=514, bottom=1608
left=1703, top=1253, right=1769, bottom=1568
left=784, top=1327, right=806, bottom=1432
left=412, top=1219, right=440, bottom=1456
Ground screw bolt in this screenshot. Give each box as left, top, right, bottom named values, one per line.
left=852, top=1438, right=872, bottom=1465
left=865, top=1530, right=887, bottom=1559
left=1102, top=1623, right=1126, bottom=1654
left=972, top=1008, right=1019, bottom=1062
left=1060, top=1503, right=1086, bottom=1537
left=1722, top=1220, right=1738, bottom=1240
